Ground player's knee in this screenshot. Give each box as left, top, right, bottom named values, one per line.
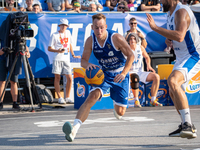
left=130, top=73, right=139, bottom=89
left=153, top=73, right=160, bottom=82
left=167, top=76, right=176, bottom=88
left=115, top=108, right=126, bottom=116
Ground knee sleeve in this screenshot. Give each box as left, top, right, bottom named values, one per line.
left=130, top=73, right=140, bottom=89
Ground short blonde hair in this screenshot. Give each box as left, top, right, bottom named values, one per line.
left=92, top=13, right=106, bottom=23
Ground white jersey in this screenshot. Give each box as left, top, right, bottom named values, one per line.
left=48, top=30, right=72, bottom=62
left=167, top=2, right=200, bottom=62
left=129, top=44, right=143, bottom=73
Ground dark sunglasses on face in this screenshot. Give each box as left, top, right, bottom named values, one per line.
left=130, top=22, right=137, bottom=25
left=118, top=6, right=125, bottom=9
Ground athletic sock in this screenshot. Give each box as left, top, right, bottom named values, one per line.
left=73, top=119, right=82, bottom=133
left=150, top=96, right=156, bottom=102
left=134, top=97, right=139, bottom=101
left=179, top=108, right=192, bottom=125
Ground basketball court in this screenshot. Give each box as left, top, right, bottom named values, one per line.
left=0, top=104, right=199, bottom=150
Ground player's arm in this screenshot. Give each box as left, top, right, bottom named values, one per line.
left=112, top=33, right=134, bottom=83
left=146, top=9, right=189, bottom=42
left=141, top=46, right=155, bottom=73
left=81, top=36, right=97, bottom=70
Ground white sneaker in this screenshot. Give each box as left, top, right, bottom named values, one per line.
left=65, top=98, right=74, bottom=104
left=113, top=109, right=122, bottom=120
left=58, top=98, right=66, bottom=104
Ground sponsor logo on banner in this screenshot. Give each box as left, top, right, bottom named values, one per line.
left=186, top=71, right=200, bottom=93
left=76, top=82, right=85, bottom=97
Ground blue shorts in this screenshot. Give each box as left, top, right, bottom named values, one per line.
left=0, top=59, right=18, bottom=82
left=90, top=70, right=129, bottom=106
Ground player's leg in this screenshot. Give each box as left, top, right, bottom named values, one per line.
left=146, top=72, right=162, bottom=107
left=130, top=73, right=141, bottom=107
left=62, top=88, right=102, bottom=142
left=168, top=70, right=197, bottom=139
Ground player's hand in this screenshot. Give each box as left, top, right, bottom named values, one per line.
left=147, top=66, right=155, bottom=73
left=146, top=13, right=157, bottom=31
left=114, top=74, right=125, bottom=83
left=165, top=39, right=173, bottom=48
left=86, top=64, right=98, bottom=71
left=73, top=55, right=81, bottom=58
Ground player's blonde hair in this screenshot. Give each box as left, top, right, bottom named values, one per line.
left=92, top=14, right=106, bottom=23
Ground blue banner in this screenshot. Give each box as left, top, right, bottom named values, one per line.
left=0, top=13, right=168, bottom=78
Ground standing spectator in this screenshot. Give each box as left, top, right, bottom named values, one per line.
left=67, top=1, right=81, bottom=12
left=19, top=0, right=42, bottom=11
left=127, top=0, right=135, bottom=11
left=116, top=1, right=129, bottom=12
left=88, top=3, right=98, bottom=11
left=47, top=0, right=65, bottom=11
left=124, top=17, right=147, bottom=48
left=81, top=0, right=103, bottom=11
left=137, top=0, right=160, bottom=11
left=106, top=0, right=118, bottom=10
left=32, top=4, right=41, bottom=13
left=0, top=0, right=18, bottom=11
left=48, top=19, right=81, bottom=104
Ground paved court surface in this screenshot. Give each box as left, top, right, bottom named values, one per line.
left=0, top=104, right=200, bottom=150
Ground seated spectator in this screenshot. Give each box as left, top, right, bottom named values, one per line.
left=47, top=0, right=65, bottom=11
left=67, top=1, right=81, bottom=12
left=33, top=3, right=41, bottom=13
left=106, top=0, right=118, bottom=10
left=23, top=0, right=33, bottom=11
left=20, top=0, right=42, bottom=11
left=124, top=17, right=147, bottom=48
left=0, top=0, right=18, bottom=11
left=81, top=0, right=103, bottom=11
left=65, top=0, right=73, bottom=10
left=127, top=0, right=135, bottom=11
left=88, top=3, right=97, bottom=11
left=137, top=0, right=160, bottom=11
left=192, top=0, right=199, bottom=4
left=116, top=1, right=129, bottom=12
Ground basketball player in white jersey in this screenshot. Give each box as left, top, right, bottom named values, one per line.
left=146, top=0, right=200, bottom=139
left=127, top=33, right=161, bottom=108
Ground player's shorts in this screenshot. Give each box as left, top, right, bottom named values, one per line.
left=52, top=60, right=71, bottom=75
left=0, top=59, right=18, bottom=82
left=90, top=68, right=129, bottom=107
left=173, top=55, right=200, bottom=91
left=130, top=71, right=150, bottom=84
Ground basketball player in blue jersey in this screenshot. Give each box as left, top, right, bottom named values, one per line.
left=146, top=0, right=200, bottom=139
left=62, top=13, right=134, bottom=142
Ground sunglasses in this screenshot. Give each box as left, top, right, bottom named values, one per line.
left=118, top=6, right=125, bottom=9
left=130, top=22, right=137, bottom=25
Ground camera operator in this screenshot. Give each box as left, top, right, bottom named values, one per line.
left=0, top=46, right=30, bottom=110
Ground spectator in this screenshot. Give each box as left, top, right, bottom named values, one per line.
left=124, top=17, right=147, bottom=48
left=192, top=0, right=199, bottom=4
left=67, top=1, right=81, bottom=12
left=47, top=0, right=65, bottom=11
left=88, top=3, right=97, bottom=11
left=116, top=1, right=129, bottom=12
left=106, top=0, right=118, bottom=10
left=137, top=0, right=160, bottom=11
left=20, top=0, right=42, bottom=11
left=81, top=0, right=103, bottom=11
left=127, top=0, right=135, bottom=11
left=24, top=0, right=33, bottom=11
left=0, top=0, right=18, bottom=11
left=33, top=4, right=41, bottom=13
left=48, top=19, right=81, bottom=104
left=65, top=0, right=73, bottom=10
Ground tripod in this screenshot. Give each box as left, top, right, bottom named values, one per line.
left=0, top=48, right=42, bottom=112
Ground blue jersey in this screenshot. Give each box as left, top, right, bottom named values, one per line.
left=92, top=30, right=126, bottom=71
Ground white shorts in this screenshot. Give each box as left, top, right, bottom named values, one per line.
left=52, top=60, right=71, bottom=75
left=173, top=56, right=200, bottom=91
left=130, top=71, right=150, bottom=84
